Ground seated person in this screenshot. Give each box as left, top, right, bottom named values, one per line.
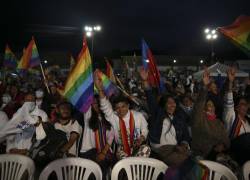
left=223, top=67, right=250, bottom=165
left=79, top=95, right=115, bottom=177
left=191, top=69, right=230, bottom=159
left=139, top=68, right=191, bottom=167
left=94, top=72, right=149, bottom=160
left=54, top=101, right=82, bottom=157
left=0, top=92, right=48, bottom=155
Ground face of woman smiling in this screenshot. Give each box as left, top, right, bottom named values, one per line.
left=165, top=97, right=176, bottom=115
left=115, top=102, right=129, bottom=118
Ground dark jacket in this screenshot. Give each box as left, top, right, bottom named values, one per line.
left=145, top=89, right=191, bottom=145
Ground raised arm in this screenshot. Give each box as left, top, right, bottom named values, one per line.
left=192, top=69, right=210, bottom=126
left=223, top=67, right=236, bottom=131
left=139, top=68, right=158, bottom=119
left=94, top=71, right=117, bottom=127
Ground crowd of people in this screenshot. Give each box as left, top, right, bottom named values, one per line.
left=0, top=66, right=249, bottom=179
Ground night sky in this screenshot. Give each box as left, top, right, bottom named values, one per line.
left=1, top=0, right=250, bottom=58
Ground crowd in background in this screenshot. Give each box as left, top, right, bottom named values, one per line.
left=0, top=66, right=249, bottom=179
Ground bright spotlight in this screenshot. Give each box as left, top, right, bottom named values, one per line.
left=212, top=34, right=218, bottom=39
left=96, top=26, right=101, bottom=31
left=86, top=31, right=92, bottom=37
left=204, top=28, right=210, bottom=34
left=206, top=34, right=212, bottom=40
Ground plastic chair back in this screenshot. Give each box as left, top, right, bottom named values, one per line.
left=0, top=154, right=35, bottom=180
left=111, top=157, right=167, bottom=180
left=243, top=161, right=250, bottom=180
left=200, top=160, right=237, bottom=180
left=39, top=157, right=102, bottom=180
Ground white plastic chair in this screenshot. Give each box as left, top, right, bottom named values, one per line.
left=0, top=154, right=35, bottom=180
left=243, top=161, right=250, bottom=180
left=200, top=160, right=237, bottom=180
left=111, top=157, right=168, bottom=180
left=39, top=158, right=102, bottom=180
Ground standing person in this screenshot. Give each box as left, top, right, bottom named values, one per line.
left=139, top=68, right=191, bottom=167
left=94, top=72, right=149, bottom=160
left=54, top=101, right=82, bottom=157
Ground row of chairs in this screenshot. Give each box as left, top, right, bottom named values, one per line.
left=0, top=154, right=249, bottom=180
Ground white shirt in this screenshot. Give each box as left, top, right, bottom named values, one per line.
left=151, top=117, right=177, bottom=149
left=80, top=108, right=114, bottom=153
left=55, top=119, right=82, bottom=155
left=239, top=119, right=250, bottom=135
left=224, top=92, right=250, bottom=136
left=100, top=97, right=148, bottom=145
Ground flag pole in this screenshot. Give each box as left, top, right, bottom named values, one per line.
left=39, top=63, right=50, bottom=94
left=115, top=84, right=140, bottom=106
left=113, top=74, right=140, bottom=106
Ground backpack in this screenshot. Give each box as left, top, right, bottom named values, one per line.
left=29, top=122, right=68, bottom=167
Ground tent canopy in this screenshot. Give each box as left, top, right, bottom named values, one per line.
left=193, top=62, right=249, bottom=80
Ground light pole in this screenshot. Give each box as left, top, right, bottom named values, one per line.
left=204, top=28, right=218, bottom=64
left=84, top=25, right=101, bottom=60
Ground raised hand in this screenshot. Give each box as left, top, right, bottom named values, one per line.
left=139, top=67, right=149, bottom=81
left=227, top=67, right=236, bottom=82
left=94, top=70, right=104, bottom=91
left=202, top=68, right=210, bottom=86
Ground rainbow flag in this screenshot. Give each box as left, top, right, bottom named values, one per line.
left=17, top=37, right=40, bottom=70
left=218, top=15, right=250, bottom=56
left=4, top=45, right=17, bottom=68
left=95, top=69, right=118, bottom=97
left=105, top=59, right=116, bottom=83
left=59, top=37, right=94, bottom=113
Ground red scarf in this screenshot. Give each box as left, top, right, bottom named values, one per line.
left=206, top=112, right=216, bottom=121
left=119, top=111, right=135, bottom=156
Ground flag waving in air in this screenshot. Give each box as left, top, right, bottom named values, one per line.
left=105, top=59, right=116, bottom=83
left=17, top=37, right=40, bottom=70
left=218, top=15, right=250, bottom=56
left=141, top=39, right=161, bottom=88
left=59, top=37, right=94, bottom=113
left=4, top=44, right=17, bottom=69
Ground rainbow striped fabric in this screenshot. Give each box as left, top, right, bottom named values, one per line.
left=59, top=38, right=94, bottom=113
left=17, top=37, right=40, bottom=70
left=4, top=45, right=17, bottom=68
left=105, top=60, right=116, bottom=83
left=95, top=69, right=118, bottom=97
left=218, top=15, right=250, bottom=56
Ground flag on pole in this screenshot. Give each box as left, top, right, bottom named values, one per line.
left=59, top=37, right=94, bottom=113
left=218, top=15, right=250, bottom=56
left=141, top=39, right=161, bottom=88
left=17, top=37, right=40, bottom=70
left=4, top=45, right=17, bottom=68
left=105, top=59, right=116, bottom=83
